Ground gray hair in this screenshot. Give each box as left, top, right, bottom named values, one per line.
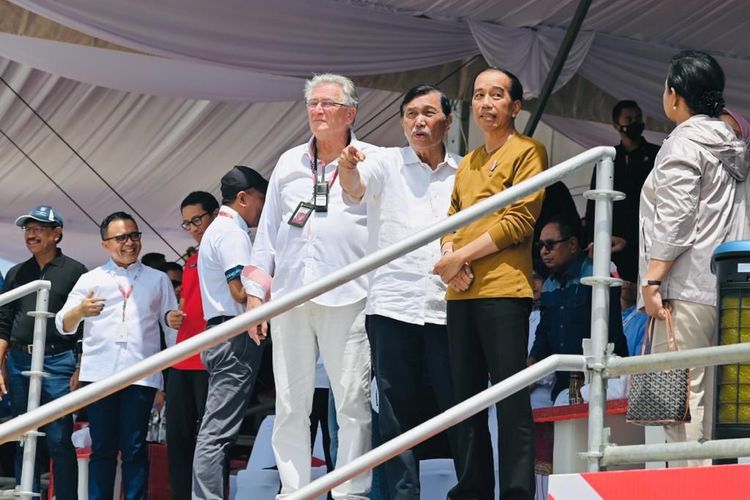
left=304, top=73, right=359, bottom=108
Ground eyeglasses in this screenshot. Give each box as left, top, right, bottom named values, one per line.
left=536, top=237, right=570, bottom=252
left=181, top=212, right=210, bottom=230
left=306, top=99, right=347, bottom=109
left=22, top=225, right=55, bottom=234
left=103, top=231, right=142, bottom=244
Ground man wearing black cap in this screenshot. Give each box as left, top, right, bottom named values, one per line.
left=0, top=205, right=86, bottom=499
left=192, top=165, right=268, bottom=500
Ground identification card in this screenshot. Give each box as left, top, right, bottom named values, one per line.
left=288, top=202, right=315, bottom=227
left=115, top=323, right=129, bottom=343
left=314, top=181, right=329, bottom=212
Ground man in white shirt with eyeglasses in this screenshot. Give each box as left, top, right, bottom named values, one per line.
left=245, top=73, right=376, bottom=499
left=57, top=211, right=181, bottom=500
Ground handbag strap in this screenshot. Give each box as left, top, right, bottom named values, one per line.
left=641, top=308, right=678, bottom=355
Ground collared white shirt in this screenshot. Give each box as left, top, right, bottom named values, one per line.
left=55, top=260, right=177, bottom=389
left=198, top=205, right=254, bottom=320
left=355, top=146, right=460, bottom=325
left=247, top=137, right=379, bottom=307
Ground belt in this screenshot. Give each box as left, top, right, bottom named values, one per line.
left=10, top=342, right=76, bottom=355
left=206, top=315, right=235, bottom=327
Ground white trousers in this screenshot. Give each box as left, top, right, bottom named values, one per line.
left=652, top=299, right=717, bottom=468
left=271, top=300, right=372, bottom=498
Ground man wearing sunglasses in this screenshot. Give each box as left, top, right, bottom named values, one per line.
left=56, top=211, right=182, bottom=500
left=528, top=217, right=628, bottom=403
left=0, top=205, right=87, bottom=498
left=164, top=191, right=218, bottom=500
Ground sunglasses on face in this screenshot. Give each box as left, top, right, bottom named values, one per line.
left=103, top=231, right=142, bottom=244
left=536, top=237, right=570, bottom=252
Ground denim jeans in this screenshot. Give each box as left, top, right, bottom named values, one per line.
left=7, top=348, right=77, bottom=499
left=86, top=384, right=156, bottom=500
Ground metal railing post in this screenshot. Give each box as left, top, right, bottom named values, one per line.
left=19, top=285, right=52, bottom=499
left=582, top=155, right=622, bottom=472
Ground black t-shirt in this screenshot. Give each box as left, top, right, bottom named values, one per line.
left=584, top=140, right=661, bottom=283
left=0, top=250, right=87, bottom=345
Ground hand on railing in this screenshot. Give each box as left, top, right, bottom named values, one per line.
left=246, top=296, right=268, bottom=346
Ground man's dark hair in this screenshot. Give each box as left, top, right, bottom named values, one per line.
left=141, top=252, right=167, bottom=269
left=544, top=215, right=582, bottom=244
left=181, top=191, right=219, bottom=213
left=481, top=67, right=524, bottom=103
left=400, top=84, right=451, bottom=117
left=99, top=211, right=137, bottom=240
left=611, top=100, right=642, bottom=123
left=667, top=50, right=725, bottom=117
left=163, top=261, right=182, bottom=273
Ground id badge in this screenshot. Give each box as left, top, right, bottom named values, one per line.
left=115, top=322, right=128, bottom=343
left=288, top=202, right=315, bottom=227
left=314, top=181, right=329, bottom=212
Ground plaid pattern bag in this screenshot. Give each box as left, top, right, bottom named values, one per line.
left=626, top=309, right=691, bottom=426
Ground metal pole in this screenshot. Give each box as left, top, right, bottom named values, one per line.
left=601, top=437, right=750, bottom=466
left=604, top=342, right=750, bottom=378
left=287, top=355, right=586, bottom=500
left=523, top=0, right=592, bottom=137
left=0, top=147, right=616, bottom=444
left=18, top=286, right=51, bottom=499
left=0, top=281, right=50, bottom=308
left=584, top=155, right=618, bottom=472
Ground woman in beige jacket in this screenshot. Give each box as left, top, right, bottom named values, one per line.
left=639, top=49, right=748, bottom=467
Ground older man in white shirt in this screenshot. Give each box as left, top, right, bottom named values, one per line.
left=57, top=211, right=180, bottom=500
left=245, top=74, right=375, bottom=499
left=338, top=84, right=464, bottom=499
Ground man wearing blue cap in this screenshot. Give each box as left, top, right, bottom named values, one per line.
left=0, top=205, right=87, bottom=499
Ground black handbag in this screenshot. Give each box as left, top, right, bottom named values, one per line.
left=626, top=309, right=691, bottom=425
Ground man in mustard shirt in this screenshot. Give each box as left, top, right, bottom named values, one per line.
left=434, top=67, right=547, bottom=500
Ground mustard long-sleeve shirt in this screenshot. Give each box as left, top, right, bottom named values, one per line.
left=442, top=134, right=547, bottom=300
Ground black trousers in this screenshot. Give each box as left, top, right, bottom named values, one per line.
left=446, top=298, right=534, bottom=500
left=165, top=368, right=209, bottom=500
left=368, top=314, right=457, bottom=500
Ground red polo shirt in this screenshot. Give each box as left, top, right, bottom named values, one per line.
left=174, top=252, right=206, bottom=370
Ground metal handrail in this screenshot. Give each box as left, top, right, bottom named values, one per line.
left=0, top=279, right=52, bottom=500
left=0, top=146, right=618, bottom=445
left=289, top=355, right=586, bottom=499
left=0, top=280, right=50, bottom=307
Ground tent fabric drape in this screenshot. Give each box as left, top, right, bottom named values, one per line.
left=0, top=58, right=407, bottom=265
left=3, top=0, right=750, bottom=266
left=469, top=21, right=595, bottom=99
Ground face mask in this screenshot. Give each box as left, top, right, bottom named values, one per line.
left=619, top=122, right=645, bottom=141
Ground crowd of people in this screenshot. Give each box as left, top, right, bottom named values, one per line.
left=0, top=48, right=748, bottom=500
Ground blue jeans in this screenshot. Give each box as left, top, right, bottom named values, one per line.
left=7, top=348, right=77, bottom=499
left=86, top=384, right=156, bottom=500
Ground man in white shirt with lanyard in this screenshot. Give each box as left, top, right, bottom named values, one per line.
left=244, top=74, right=375, bottom=499
left=57, top=211, right=181, bottom=500
left=193, top=165, right=267, bottom=500
left=338, top=84, right=464, bottom=499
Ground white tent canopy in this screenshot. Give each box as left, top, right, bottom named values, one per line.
left=0, top=0, right=747, bottom=266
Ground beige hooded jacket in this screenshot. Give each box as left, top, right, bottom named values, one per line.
left=639, top=114, right=749, bottom=307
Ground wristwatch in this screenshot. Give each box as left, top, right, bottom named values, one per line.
left=644, top=279, right=662, bottom=286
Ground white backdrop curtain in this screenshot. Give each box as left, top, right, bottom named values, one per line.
left=0, top=58, right=406, bottom=266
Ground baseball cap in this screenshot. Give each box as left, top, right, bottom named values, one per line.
left=220, top=166, right=268, bottom=202
left=15, top=205, right=64, bottom=228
